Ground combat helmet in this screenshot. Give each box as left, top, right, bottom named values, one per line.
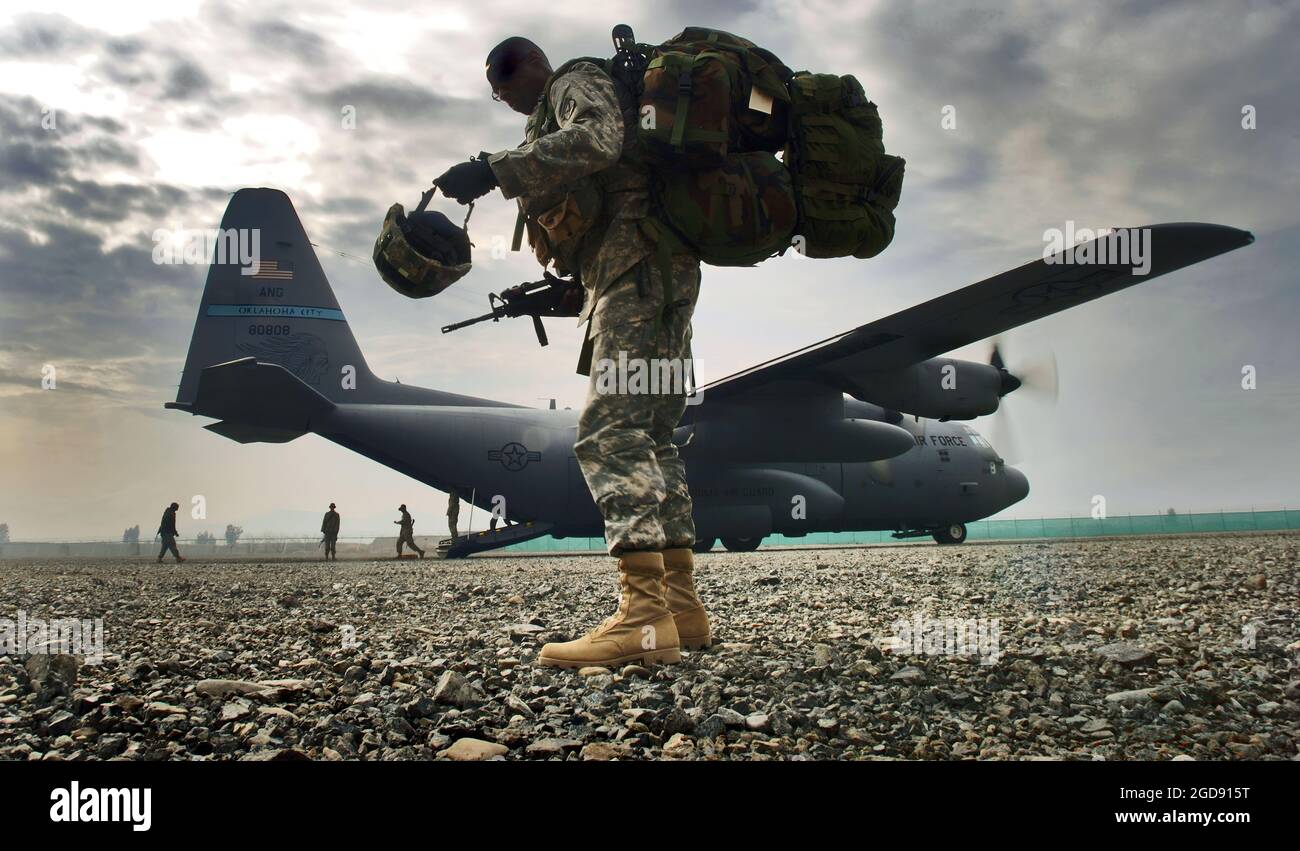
left=373, top=188, right=472, bottom=298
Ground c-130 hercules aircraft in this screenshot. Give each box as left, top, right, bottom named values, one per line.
left=167, top=189, right=1253, bottom=554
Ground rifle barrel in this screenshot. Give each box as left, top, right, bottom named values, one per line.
left=441, top=311, right=500, bottom=334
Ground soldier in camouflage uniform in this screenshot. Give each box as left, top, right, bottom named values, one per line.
left=394, top=504, right=424, bottom=559
left=433, top=36, right=712, bottom=668
left=321, top=502, right=340, bottom=560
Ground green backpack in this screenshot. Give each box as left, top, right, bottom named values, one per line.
left=783, top=72, right=906, bottom=259
left=543, top=26, right=904, bottom=267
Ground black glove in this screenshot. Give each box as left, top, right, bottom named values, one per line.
left=434, top=156, right=498, bottom=204
left=557, top=282, right=584, bottom=317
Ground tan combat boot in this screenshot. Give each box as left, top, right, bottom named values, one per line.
left=537, top=551, right=681, bottom=668
left=661, top=547, right=711, bottom=650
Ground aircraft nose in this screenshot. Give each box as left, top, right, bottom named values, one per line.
left=1003, top=465, right=1029, bottom=503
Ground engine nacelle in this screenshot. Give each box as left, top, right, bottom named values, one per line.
left=853, top=358, right=1002, bottom=420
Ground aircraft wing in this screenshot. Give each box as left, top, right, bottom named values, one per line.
left=685, top=222, right=1253, bottom=413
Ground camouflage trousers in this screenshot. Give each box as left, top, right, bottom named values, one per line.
left=157, top=535, right=180, bottom=560
left=574, top=254, right=701, bottom=556
left=397, top=528, right=423, bottom=556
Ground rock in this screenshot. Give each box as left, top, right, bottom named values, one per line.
left=196, top=679, right=268, bottom=699
left=25, top=654, right=78, bottom=701
left=258, top=679, right=312, bottom=693
left=620, top=664, right=651, bottom=679
left=1256, top=701, right=1281, bottom=716
left=44, top=710, right=76, bottom=735
left=890, top=666, right=927, bottom=685
left=848, top=659, right=881, bottom=678
left=403, top=695, right=437, bottom=719
left=663, top=733, right=695, bottom=757
left=813, top=644, right=834, bottom=667
left=441, top=738, right=508, bottom=761
left=505, top=623, right=545, bottom=640
left=744, top=713, right=770, bottom=732
left=1117, top=620, right=1139, bottom=639
left=240, top=748, right=310, bottom=761
left=505, top=694, right=534, bottom=718
left=660, top=707, right=696, bottom=737
left=578, top=666, right=611, bottom=677
left=695, top=714, right=727, bottom=741
left=1105, top=688, right=1158, bottom=705
left=1243, top=575, right=1267, bottom=590
left=220, top=701, right=252, bottom=721
left=717, top=708, right=746, bottom=728
left=432, top=670, right=483, bottom=708
left=580, top=742, right=630, bottom=761
left=525, top=738, right=583, bottom=757
left=115, top=695, right=144, bottom=714
left=146, top=702, right=188, bottom=717
left=816, top=717, right=840, bottom=734
left=1094, top=642, right=1156, bottom=668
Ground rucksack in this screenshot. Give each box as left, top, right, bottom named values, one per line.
left=541, top=26, right=904, bottom=267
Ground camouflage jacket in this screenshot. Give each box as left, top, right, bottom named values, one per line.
left=487, top=61, right=653, bottom=325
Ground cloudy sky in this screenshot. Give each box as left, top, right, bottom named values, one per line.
left=1, top=0, right=1297, bottom=540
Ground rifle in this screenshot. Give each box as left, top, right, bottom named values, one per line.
left=441, top=273, right=582, bottom=347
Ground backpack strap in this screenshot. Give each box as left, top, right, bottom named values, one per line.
left=638, top=218, right=692, bottom=335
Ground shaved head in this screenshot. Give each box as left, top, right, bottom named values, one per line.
left=486, top=36, right=546, bottom=82
left=485, top=35, right=552, bottom=114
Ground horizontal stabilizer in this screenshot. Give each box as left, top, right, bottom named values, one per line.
left=180, top=357, right=334, bottom=436
left=203, top=421, right=309, bottom=444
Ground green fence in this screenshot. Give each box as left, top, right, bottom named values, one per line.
left=504, top=509, right=1300, bottom=552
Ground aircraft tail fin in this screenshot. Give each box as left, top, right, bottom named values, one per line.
left=173, top=187, right=521, bottom=412
left=174, top=187, right=375, bottom=407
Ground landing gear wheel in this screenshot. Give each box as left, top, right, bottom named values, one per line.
left=721, top=536, right=761, bottom=552
left=932, top=523, right=967, bottom=545
left=691, top=538, right=716, bottom=554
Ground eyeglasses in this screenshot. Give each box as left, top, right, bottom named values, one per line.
left=487, top=54, right=520, bottom=103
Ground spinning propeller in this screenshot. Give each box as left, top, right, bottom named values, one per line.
left=988, top=337, right=1058, bottom=464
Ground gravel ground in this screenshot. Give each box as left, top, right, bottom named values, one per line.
left=1, top=534, right=1296, bottom=761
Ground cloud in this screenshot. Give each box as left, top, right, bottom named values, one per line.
left=0, top=0, right=1296, bottom=538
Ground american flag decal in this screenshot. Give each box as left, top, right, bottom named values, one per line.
left=250, top=259, right=294, bottom=280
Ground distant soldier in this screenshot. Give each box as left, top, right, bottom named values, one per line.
left=156, top=502, right=185, bottom=563
left=321, top=502, right=340, bottom=560
left=446, top=492, right=460, bottom=539
left=394, top=504, right=424, bottom=558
